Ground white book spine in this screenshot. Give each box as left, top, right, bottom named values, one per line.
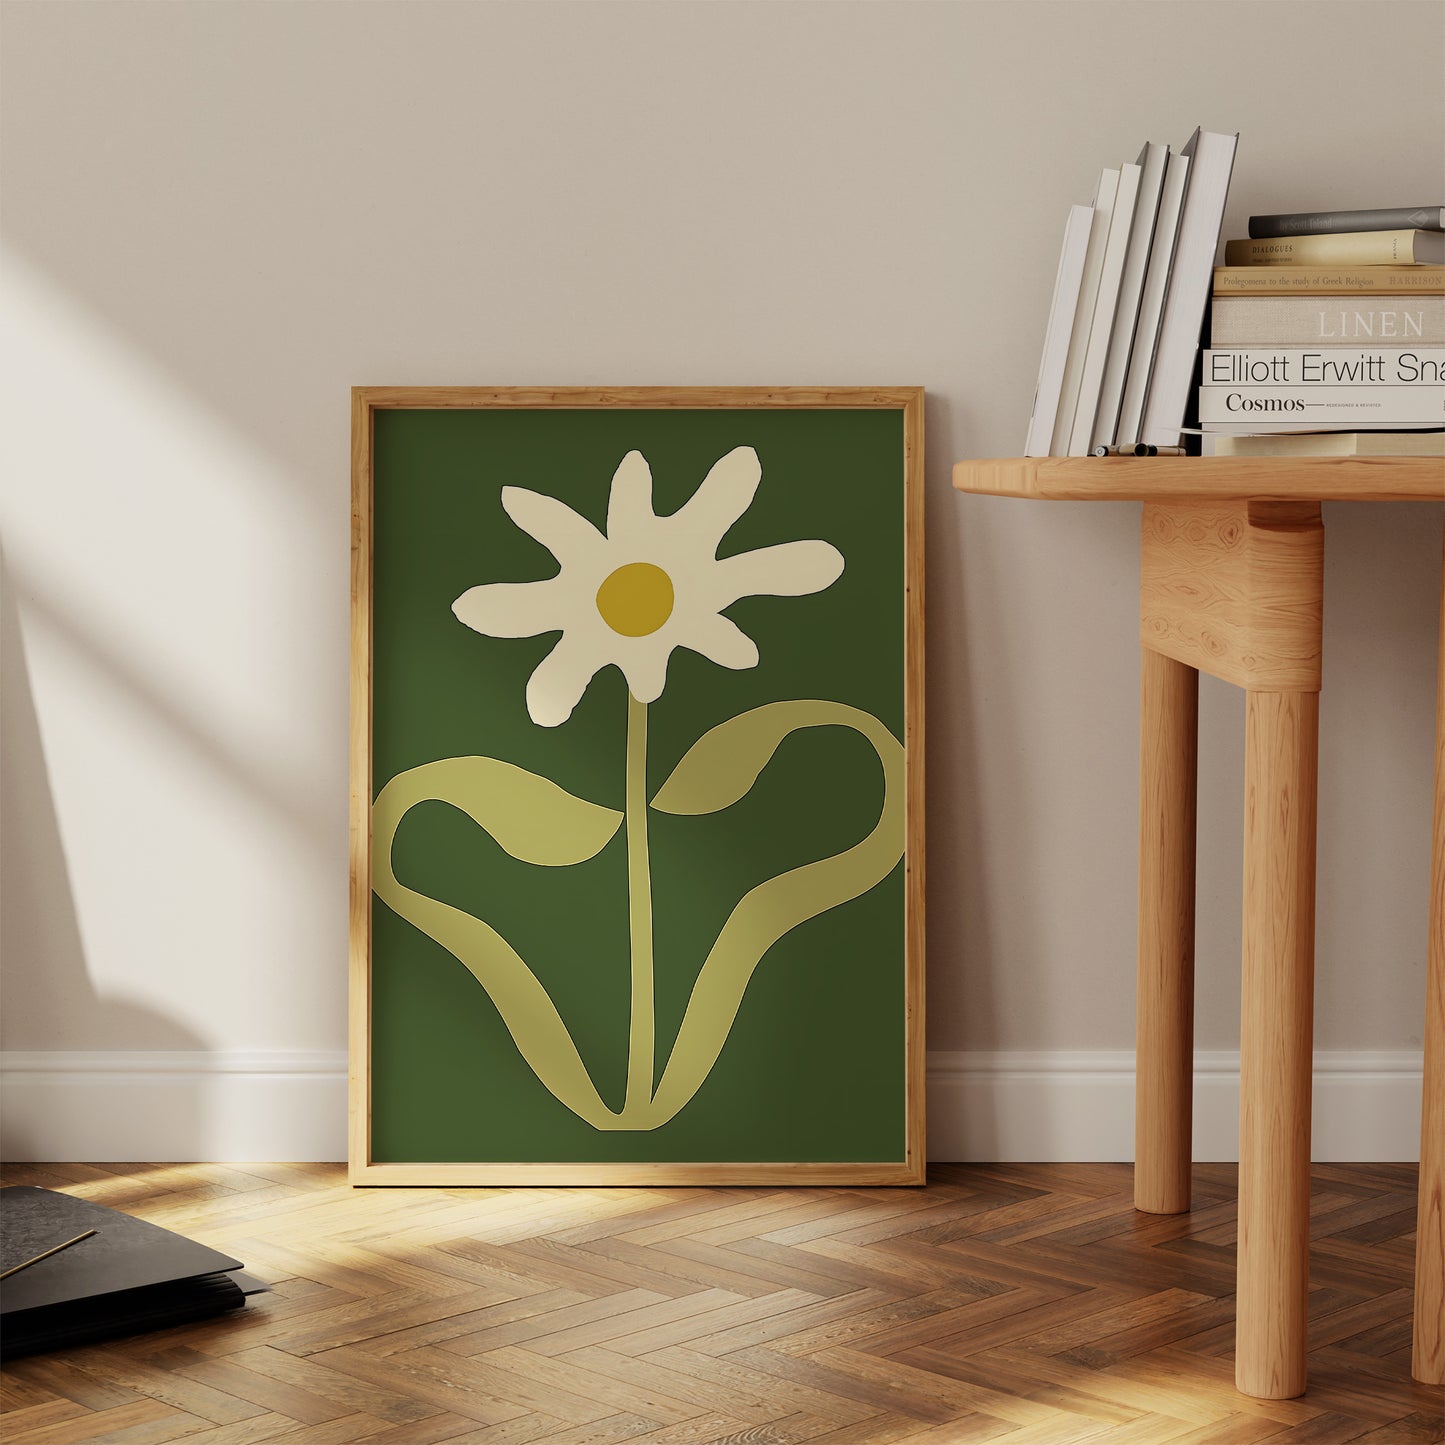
left=1050, top=170, right=1118, bottom=455
left=1069, top=163, right=1142, bottom=456
left=1141, top=129, right=1239, bottom=447
left=1026, top=206, right=1096, bottom=457
left=1091, top=143, right=1168, bottom=452
left=1116, top=149, right=1191, bottom=446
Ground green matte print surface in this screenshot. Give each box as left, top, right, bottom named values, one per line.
left=369, top=405, right=907, bottom=1163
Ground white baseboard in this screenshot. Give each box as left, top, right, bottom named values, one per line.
left=0, top=1048, right=1423, bottom=1165
left=0, top=1050, right=347, bottom=1164
left=925, top=1050, right=1424, bottom=1164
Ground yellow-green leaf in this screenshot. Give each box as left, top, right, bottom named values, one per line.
left=375, top=756, right=621, bottom=868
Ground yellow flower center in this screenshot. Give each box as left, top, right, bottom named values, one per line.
left=596, top=562, right=674, bottom=637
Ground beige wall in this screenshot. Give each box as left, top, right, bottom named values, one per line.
left=2, top=2, right=1441, bottom=1079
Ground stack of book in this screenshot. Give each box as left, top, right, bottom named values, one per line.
left=1200, top=205, right=1445, bottom=457
left=1025, top=128, right=1238, bottom=457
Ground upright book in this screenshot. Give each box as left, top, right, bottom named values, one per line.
left=1091, top=141, right=1168, bottom=451
left=1141, top=128, right=1239, bottom=448
left=1025, top=205, right=1095, bottom=457
left=1116, top=145, right=1191, bottom=447
left=1050, top=168, right=1117, bottom=455
left=1068, top=161, right=1142, bottom=455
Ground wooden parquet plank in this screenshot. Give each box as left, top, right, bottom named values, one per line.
left=1351, top=1413, right=1445, bottom=1443
left=475, top=1346, right=704, bottom=1426
left=392, top=1347, right=615, bottom=1425
left=58, top=1349, right=269, bottom=1426
left=0, top=1400, right=92, bottom=1437
left=449, top=1239, right=705, bottom=1301
left=555, top=1345, right=780, bottom=1425
left=1, top=1163, right=1439, bottom=1445
left=881, top=1346, right=1144, bottom=1429
left=216, top=1340, right=453, bottom=1421
left=756, top=1197, right=963, bottom=1248
left=454, top=1414, right=654, bottom=1445
left=439, top=1290, right=668, bottom=1358
left=617, top=1195, right=831, bottom=1249
left=763, top=1290, right=979, bottom=1359
left=169, top=1355, right=355, bottom=1425
left=720, top=1347, right=957, bottom=1427
left=7, top=1354, right=144, bottom=1410
left=571, top=1238, right=817, bottom=1301
left=805, top=1411, right=1012, bottom=1445
left=515, top=1290, right=748, bottom=1359
left=3, top=1399, right=206, bottom=1445
left=636, top=1348, right=876, bottom=1428
left=684, top=1291, right=897, bottom=1359
left=305, top=1290, right=595, bottom=1361
left=303, top=1346, right=543, bottom=1428
left=805, top=1346, right=1090, bottom=1432
left=144, top=1412, right=316, bottom=1445
left=350, top=1414, right=495, bottom=1445
left=572, top=1291, right=815, bottom=1362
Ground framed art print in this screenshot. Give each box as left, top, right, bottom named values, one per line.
left=350, top=387, right=924, bottom=1184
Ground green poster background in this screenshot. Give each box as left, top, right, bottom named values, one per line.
left=370, top=406, right=906, bottom=1162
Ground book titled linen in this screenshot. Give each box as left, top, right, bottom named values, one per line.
left=1202, top=349, right=1445, bottom=385
left=1211, top=295, right=1445, bottom=346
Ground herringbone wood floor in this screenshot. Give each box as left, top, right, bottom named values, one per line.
left=1, top=1164, right=1440, bottom=1445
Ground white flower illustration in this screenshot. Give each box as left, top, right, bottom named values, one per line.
left=453, top=446, right=844, bottom=726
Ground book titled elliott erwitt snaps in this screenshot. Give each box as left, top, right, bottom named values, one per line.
left=1201, top=348, right=1445, bottom=385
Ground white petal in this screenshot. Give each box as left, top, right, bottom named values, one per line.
left=709, top=539, right=844, bottom=608
left=680, top=612, right=759, bottom=671
left=671, top=445, right=761, bottom=550
left=502, top=486, right=605, bottom=568
left=606, top=450, right=655, bottom=543
left=616, top=640, right=672, bottom=704
left=526, top=633, right=601, bottom=727
left=452, top=580, right=563, bottom=639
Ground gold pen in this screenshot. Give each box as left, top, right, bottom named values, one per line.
left=0, top=1228, right=97, bottom=1280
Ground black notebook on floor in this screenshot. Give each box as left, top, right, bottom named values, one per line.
left=0, top=1185, right=266, bottom=1358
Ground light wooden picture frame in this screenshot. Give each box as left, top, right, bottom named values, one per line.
left=350, top=387, right=924, bottom=1184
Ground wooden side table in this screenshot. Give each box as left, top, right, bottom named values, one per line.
left=952, top=456, right=1444, bottom=1400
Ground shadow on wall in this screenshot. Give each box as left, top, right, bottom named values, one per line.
left=0, top=539, right=209, bottom=1159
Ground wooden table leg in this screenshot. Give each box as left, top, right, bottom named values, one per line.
left=1413, top=530, right=1444, bottom=1387
left=1137, top=646, right=1198, bottom=1215
left=1140, top=499, right=1323, bottom=1399
left=1237, top=689, right=1319, bottom=1400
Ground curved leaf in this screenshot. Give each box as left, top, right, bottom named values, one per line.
left=377, top=756, right=622, bottom=867
left=643, top=701, right=905, bottom=1126
left=652, top=704, right=807, bottom=816
left=371, top=757, right=625, bottom=1130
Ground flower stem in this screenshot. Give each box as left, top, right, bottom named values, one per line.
left=624, top=691, right=654, bottom=1118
